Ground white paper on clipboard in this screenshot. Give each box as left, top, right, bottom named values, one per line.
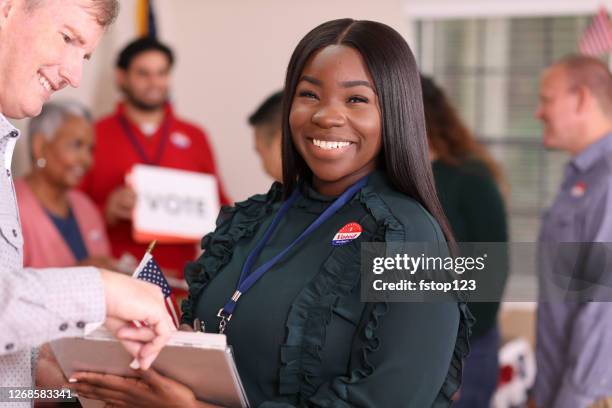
left=50, top=328, right=249, bottom=408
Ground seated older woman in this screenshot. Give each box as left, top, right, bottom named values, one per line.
left=16, top=100, right=115, bottom=270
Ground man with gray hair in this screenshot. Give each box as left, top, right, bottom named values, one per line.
left=0, top=1, right=173, bottom=406
left=535, top=55, right=612, bottom=407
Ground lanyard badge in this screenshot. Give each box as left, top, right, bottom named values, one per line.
left=117, top=115, right=172, bottom=165
left=216, top=176, right=369, bottom=334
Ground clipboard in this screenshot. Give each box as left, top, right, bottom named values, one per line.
left=50, top=328, right=249, bottom=408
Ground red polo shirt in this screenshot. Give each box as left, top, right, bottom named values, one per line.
left=81, top=103, right=230, bottom=280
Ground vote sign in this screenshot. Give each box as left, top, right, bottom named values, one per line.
left=128, top=164, right=220, bottom=243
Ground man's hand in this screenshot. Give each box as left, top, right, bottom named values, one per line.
left=105, top=186, right=136, bottom=226
left=589, top=397, right=612, bottom=408
left=100, top=270, right=175, bottom=370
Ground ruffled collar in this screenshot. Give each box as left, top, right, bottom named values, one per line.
left=295, top=170, right=390, bottom=213
left=299, top=182, right=336, bottom=203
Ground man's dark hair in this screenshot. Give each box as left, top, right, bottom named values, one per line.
left=248, top=90, right=283, bottom=127
left=281, top=18, right=455, bottom=245
left=116, top=37, right=175, bottom=70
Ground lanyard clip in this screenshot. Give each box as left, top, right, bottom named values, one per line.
left=193, top=318, right=205, bottom=333
left=217, top=308, right=233, bottom=334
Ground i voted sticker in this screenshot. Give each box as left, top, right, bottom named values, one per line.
left=332, top=222, right=362, bottom=246
left=571, top=181, right=586, bottom=198
left=88, top=229, right=103, bottom=241
left=171, top=132, right=191, bottom=149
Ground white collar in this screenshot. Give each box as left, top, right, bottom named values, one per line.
left=0, top=113, right=19, bottom=169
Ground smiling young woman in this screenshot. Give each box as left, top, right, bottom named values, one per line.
left=69, top=18, right=472, bottom=408
left=288, top=44, right=382, bottom=197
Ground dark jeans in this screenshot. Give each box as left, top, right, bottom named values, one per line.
left=454, top=325, right=500, bottom=408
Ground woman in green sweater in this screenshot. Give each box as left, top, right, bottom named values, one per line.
left=421, top=75, right=509, bottom=408
left=68, top=20, right=472, bottom=408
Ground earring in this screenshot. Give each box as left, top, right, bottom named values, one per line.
left=36, top=158, right=46, bottom=168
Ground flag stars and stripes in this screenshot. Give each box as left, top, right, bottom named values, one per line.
left=579, top=7, right=612, bottom=56
left=137, top=258, right=172, bottom=298
left=134, top=255, right=180, bottom=328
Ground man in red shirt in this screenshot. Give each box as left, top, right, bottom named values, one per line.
left=81, top=38, right=229, bottom=291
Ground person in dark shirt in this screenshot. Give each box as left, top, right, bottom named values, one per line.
left=69, top=20, right=472, bottom=407
left=249, top=90, right=284, bottom=183
left=422, top=75, right=509, bottom=408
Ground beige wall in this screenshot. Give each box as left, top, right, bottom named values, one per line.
left=12, top=0, right=410, bottom=202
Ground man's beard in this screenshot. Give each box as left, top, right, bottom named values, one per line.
left=122, top=86, right=167, bottom=112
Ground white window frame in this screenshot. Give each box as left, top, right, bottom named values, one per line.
left=402, top=0, right=612, bottom=73
left=403, top=0, right=612, bottom=21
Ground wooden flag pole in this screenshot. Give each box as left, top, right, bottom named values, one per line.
left=146, top=240, right=157, bottom=255
left=132, top=240, right=157, bottom=279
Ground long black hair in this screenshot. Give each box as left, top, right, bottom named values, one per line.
left=421, top=75, right=508, bottom=195
left=281, top=18, right=454, bottom=243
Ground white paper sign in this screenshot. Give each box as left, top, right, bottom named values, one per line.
left=128, top=164, right=220, bottom=243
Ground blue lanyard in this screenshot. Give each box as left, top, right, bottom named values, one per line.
left=216, top=175, right=369, bottom=333
left=117, top=115, right=171, bottom=165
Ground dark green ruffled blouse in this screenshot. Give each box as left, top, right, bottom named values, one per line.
left=181, top=171, right=473, bottom=408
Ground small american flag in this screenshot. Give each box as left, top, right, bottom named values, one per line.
left=133, top=252, right=180, bottom=328
left=579, top=7, right=612, bottom=56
